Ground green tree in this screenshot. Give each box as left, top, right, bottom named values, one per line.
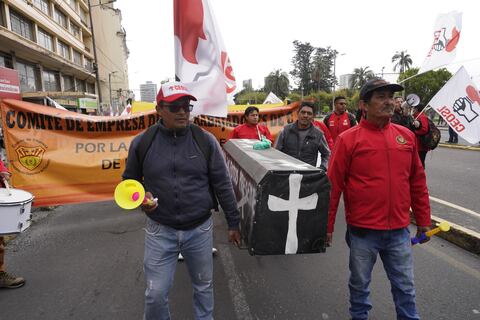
left=392, top=51, right=413, bottom=74
left=290, top=40, right=315, bottom=95
left=264, top=69, right=290, bottom=99
left=234, top=90, right=267, bottom=105
left=350, top=66, right=375, bottom=90
left=398, top=68, right=452, bottom=104
left=311, top=47, right=336, bottom=92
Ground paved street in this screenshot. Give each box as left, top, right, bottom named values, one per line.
left=0, top=146, right=479, bottom=320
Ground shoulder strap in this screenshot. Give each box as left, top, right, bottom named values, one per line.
left=135, top=123, right=160, bottom=179
left=190, top=124, right=219, bottom=210
left=190, top=124, right=212, bottom=164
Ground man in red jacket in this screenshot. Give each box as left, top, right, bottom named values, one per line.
left=0, top=159, right=25, bottom=289
left=323, top=96, right=357, bottom=143
left=227, top=106, right=273, bottom=143
left=327, top=78, right=431, bottom=320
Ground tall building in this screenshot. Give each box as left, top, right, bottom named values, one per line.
left=140, top=81, right=157, bottom=103
left=0, top=0, right=129, bottom=114
left=339, top=74, right=353, bottom=90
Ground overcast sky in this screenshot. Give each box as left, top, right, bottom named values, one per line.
left=114, top=0, right=480, bottom=95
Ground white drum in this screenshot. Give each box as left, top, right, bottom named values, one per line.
left=0, top=188, right=34, bottom=235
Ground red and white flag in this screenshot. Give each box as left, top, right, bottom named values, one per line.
left=428, top=67, right=480, bottom=144
left=418, top=11, right=462, bottom=74
left=174, top=0, right=236, bottom=117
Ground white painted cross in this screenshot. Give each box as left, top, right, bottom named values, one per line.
left=267, top=174, right=318, bottom=254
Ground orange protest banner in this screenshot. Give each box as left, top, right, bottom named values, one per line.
left=0, top=99, right=299, bottom=206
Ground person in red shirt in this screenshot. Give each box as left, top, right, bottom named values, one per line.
left=323, top=96, right=357, bottom=143
left=0, top=159, right=25, bottom=289
left=327, top=78, right=431, bottom=320
left=411, top=104, right=430, bottom=168
left=227, top=106, right=273, bottom=143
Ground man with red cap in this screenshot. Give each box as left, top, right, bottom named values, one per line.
left=123, top=81, right=240, bottom=320
left=327, top=78, right=431, bottom=320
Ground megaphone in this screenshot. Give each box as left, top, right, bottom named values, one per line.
left=114, top=179, right=156, bottom=209
left=401, top=93, right=421, bottom=109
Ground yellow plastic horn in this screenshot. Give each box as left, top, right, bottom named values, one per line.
left=425, top=221, right=451, bottom=237
left=114, top=179, right=146, bottom=209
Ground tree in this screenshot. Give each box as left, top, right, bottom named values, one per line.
left=264, top=69, right=290, bottom=99
left=311, top=47, right=336, bottom=93
left=234, top=90, right=267, bottom=105
left=349, top=66, right=375, bottom=90
left=290, top=40, right=315, bottom=95
left=398, top=68, right=452, bottom=105
left=392, top=51, right=413, bottom=74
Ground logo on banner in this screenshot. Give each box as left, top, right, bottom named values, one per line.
left=221, top=51, right=236, bottom=94
left=428, top=27, right=460, bottom=57
left=452, top=86, right=480, bottom=123
left=12, top=141, right=50, bottom=174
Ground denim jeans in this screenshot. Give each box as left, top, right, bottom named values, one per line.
left=144, top=216, right=214, bottom=320
left=345, top=226, right=419, bottom=320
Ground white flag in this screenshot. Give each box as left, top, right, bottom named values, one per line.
left=46, top=96, right=67, bottom=110
left=120, top=103, right=131, bottom=116
left=428, top=67, right=480, bottom=144
left=174, top=0, right=236, bottom=117
left=418, top=11, right=462, bottom=74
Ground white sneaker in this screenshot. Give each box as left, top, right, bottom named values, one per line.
left=212, top=247, right=218, bottom=255
left=178, top=253, right=184, bottom=261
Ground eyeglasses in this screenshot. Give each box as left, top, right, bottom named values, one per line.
left=162, top=103, right=193, bottom=113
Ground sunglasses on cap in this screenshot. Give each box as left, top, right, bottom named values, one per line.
left=162, top=102, right=194, bottom=113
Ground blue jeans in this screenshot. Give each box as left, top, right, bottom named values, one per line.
left=345, top=226, right=419, bottom=320
left=144, top=216, right=214, bottom=320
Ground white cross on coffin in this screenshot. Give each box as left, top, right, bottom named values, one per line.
left=267, top=174, right=318, bottom=254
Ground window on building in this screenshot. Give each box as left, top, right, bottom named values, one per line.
left=62, top=75, right=74, bottom=92
left=0, top=3, right=5, bottom=27
left=37, top=28, right=53, bottom=51
left=10, top=11, right=34, bottom=40
left=71, top=23, right=81, bottom=39
left=79, top=9, right=87, bottom=24
left=68, top=0, right=77, bottom=11
left=33, top=0, right=50, bottom=15
left=58, top=41, right=70, bottom=59
left=17, top=61, right=39, bottom=92
left=86, top=82, right=95, bottom=94
left=54, top=8, right=67, bottom=29
left=72, top=50, right=82, bottom=65
left=76, top=79, right=86, bottom=92
left=43, top=69, right=60, bottom=91
left=0, top=53, right=13, bottom=69
left=84, top=58, right=93, bottom=72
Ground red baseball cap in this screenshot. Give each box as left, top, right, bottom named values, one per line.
left=156, top=81, right=197, bottom=104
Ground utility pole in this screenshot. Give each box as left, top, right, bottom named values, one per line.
left=87, top=0, right=102, bottom=104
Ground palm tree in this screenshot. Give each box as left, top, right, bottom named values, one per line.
left=349, top=66, right=375, bottom=90
left=392, top=51, right=413, bottom=74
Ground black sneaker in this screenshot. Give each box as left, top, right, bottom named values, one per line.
left=0, top=271, right=25, bottom=289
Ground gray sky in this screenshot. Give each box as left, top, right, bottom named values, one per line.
left=114, top=0, right=480, bottom=95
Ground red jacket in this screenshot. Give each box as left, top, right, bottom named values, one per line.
left=227, top=123, right=273, bottom=143
left=327, top=120, right=431, bottom=233
left=0, top=159, right=9, bottom=188
left=324, top=112, right=356, bottom=143
left=312, top=120, right=334, bottom=152
left=412, top=112, right=430, bottom=152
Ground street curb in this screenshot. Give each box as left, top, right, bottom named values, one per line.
left=438, top=143, right=480, bottom=151
left=412, top=215, right=480, bottom=255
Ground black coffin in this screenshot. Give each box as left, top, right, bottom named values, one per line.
left=223, top=139, right=330, bottom=256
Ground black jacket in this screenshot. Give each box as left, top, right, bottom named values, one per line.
left=275, top=122, right=330, bottom=169
left=123, top=122, right=240, bottom=230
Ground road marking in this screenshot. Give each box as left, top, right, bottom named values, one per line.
left=218, top=244, right=253, bottom=320
left=429, top=196, right=480, bottom=219
left=418, top=241, right=480, bottom=281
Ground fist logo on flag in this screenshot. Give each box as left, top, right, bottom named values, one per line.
left=452, top=86, right=480, bottom=123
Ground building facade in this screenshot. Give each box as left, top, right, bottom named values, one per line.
left=140, top=81, right=156, bottom=103
left=0, top=0, right=129, bottom=114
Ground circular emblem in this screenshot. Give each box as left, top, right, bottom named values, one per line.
left=396, top=135, right=406, bottom=145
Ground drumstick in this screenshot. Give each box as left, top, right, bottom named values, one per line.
left=2, top=177, right=11, bottom=196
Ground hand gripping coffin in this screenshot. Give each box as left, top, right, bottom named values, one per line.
left=223, top=139, right=330, bottom=255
